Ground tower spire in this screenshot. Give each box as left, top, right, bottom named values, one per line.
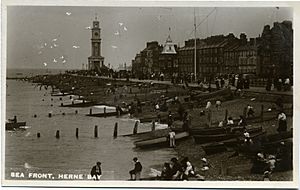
left=95, top=13, right=98, bottom=20
left=166, top=27, right=172, bottom=43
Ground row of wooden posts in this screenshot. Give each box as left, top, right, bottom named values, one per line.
left=41, top=105, right=265, bottom=138
left=40, top=104, right=265, bottom=137
left=206, top=104, right=265, bottom=126
left=47, top=110, right=78, bottom=117
left=36, top=120, right=157, bottom=138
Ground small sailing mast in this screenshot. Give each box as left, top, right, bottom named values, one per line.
left=194, top=8, right=197, bottom=81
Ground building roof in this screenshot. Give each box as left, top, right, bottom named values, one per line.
left=178, top=38, right=229, bottom=51
left=161, top=34, right=177, bottom=54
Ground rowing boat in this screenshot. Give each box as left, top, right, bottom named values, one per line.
left=193, top=127, right=262, bottom=144
left=134, top=132, right=189, bottom=148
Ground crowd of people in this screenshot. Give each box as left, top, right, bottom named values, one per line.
left=159, top=157, right=210, bottom=181
left=266, top=77, right=291, bottom=92
left=90, top=156, right=210, bottom=181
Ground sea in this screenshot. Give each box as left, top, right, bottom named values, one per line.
left=5, top=69, right=177, bottom=180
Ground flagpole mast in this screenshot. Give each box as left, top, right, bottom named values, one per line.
left=194, top=8, right=197, bottom=82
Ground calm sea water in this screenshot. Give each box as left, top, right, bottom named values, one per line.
left=6, top=68, right=67, bottom=78
left=5, top=75, right=177, bottom=180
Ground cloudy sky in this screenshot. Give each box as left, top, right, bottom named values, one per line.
left=6, top=6, right=292, bottom=70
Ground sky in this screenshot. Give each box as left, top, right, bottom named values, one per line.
left=6, top=6, right=293, bottom=70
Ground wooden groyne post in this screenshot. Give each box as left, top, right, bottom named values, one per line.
left=89, top=108, right=92, bottom=115
left=113, top=122, right=118, bottom=138
left=104, top=107, right=106, bottom=118
left=56, top=130, right=60, bottom=138
left=94, top=125, right=98, bottom=138
left=37, top=133, right=40, bottom=138
left=133, top=121, right=139, bottom=134
left=76, top=128, right=79, bottom=138
left=152, top=120, right=155, bottom=131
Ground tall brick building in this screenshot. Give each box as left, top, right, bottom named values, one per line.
left=132, top=20, right=293, bottom=81
left=178, top=34, right=240, bottom=81
left=257, top=21, right=293, bottom=78
left=132, top=41, right=162, bottom=79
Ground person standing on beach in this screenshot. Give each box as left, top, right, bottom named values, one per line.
left=129, top=157, right=142, bottom=180
left=277, top=111, right=287, bottom=133
left=90, top=161, right=102, bottom=180
left=169, top=131, right=176, bottom=148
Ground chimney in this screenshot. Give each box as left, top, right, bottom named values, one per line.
left=240, top=33, right=247, bottom=45
left=250, top=38, right=255, bottom=46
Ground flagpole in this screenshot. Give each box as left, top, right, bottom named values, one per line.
left=194, top=8, right=197, bottom=82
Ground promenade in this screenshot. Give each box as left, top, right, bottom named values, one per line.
left=99, top=76, right=293, bottom=96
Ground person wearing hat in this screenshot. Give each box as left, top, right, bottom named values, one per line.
left=161, top=162, right=172, bottom=180
left=251, top=153, right=267, bottom=174
left=90, top=161, right=102, bottom=180
left=246, top=105, right=255, bottom=118
left=267, top=155, right=276, bottom=172
left=170, top=157, right=183, bottom=180
left=181, top=157, right=195, bottom=180
left=227, top=117, right=234, bottom=128
left=129, top=157, right=142, bottom=180
left=200, top=158, right=210, bottom=171
left=206, top=101, right=212, bottom=110
left=238, top=115, right=247, bottom=127
left=216, top=100, right=221, bottom=110
left=243, top=131, right=253, bottom=144
left=277, top=111, right=287, bottom=133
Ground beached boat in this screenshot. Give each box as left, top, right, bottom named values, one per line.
left=61, top=101, right=95, bottom=107
left=201, top=130, right=267, bottom=155
left=134, top=132, right=189, bottom=148
left=189, top=126, right=249, bottom=135
left=51, top=92, right=71, bottom=96
left=191, top=88, right=232, bottom=101
left=264, top=130, right=292, bottom=142
left=87, top=110, right=129, bottom=117
left=138, top=113, right=180, bottom=123
left=5, top=121, right=26, bottom=130
left=193, top=127, right=263, bottom=144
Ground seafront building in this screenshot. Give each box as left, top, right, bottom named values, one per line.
left=131, top=20, right=293, bottom=81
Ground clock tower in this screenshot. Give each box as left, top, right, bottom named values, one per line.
left=88, top=16, right=104, bottom=74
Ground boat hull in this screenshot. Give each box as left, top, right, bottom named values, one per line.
left=134, top=132, right=189, bottom=148
left=5, top=122, right=26, bottom=130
